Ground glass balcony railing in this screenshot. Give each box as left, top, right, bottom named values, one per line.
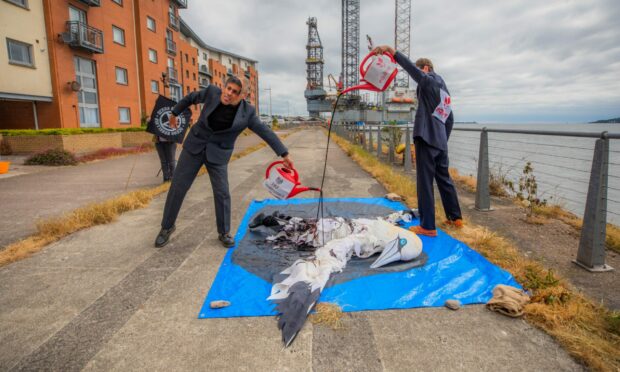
left=168, top=12, right=179, bottom=30
left=167, top=67, right=178, bottom=83
left=171, top=0, right=187, bottom=9
left=63, top=21, right=104, bottom=54
left=76, top=0, right=100, bottom=6
left=166, top=38, right=177, bottom=56
left=199, top=64, right=211, bottom=76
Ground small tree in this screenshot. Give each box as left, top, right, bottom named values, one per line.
left=517, top=162, right=546, bottom=216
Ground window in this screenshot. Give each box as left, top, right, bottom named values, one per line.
left=112, top=26, right=125, bottom=45
left=186, top=70, right=189, bottom=78
left=7, top=39, right=33, bottom=67
left=69, top=6, right=87, bottom=23
left=112, top=0, right=122, bottom=5
left=192, top=57, right=195, bottom=66
left=148, top=49, right=157, bottom=63
left=151, top=80, right=159, bottom=93
left=193, top=73, right=196, bottom=81
left=146, top=16, right=156, bottom=32
left=5, top=0, right=28, bottom=9
left=118, top=107, right=130, bottom=123
left=202, top=52, right=207, bottom=60
left=185, top=53, right=188, bottom=63
left=115, top=67, right=128, bottom=85
left=166, top=29, right=173, bottom=40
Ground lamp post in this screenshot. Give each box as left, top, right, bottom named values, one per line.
left=264, top=87, right=272, bottom=117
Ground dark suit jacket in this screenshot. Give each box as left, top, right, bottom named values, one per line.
left=172, top=85, right=288, bottom=165
left=394, top=51, right=454, bottom=151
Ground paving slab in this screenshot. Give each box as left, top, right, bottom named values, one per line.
left=0, top=128, right=582, bottom=371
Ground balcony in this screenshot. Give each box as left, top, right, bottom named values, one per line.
left=199, top=79, right=209, bottom=89
left=171, top=0, right=187, bottom=9
left=167, top=67, right=178, bottom=83
left=62, top=21, right=104, bottom=54
left=166, top=38, right=177, bottom=56
left=226, top=68, right=233, bottom=76
left=76, top=0, right=101, bottom=6
left=168, top=12, right=179, bottom=30
left=198, top=64, right=211, bottom=76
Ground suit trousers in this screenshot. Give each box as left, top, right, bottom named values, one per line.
left=161, top=148, right=231, bottom=234
left=414, top=137, right=462, bottom=230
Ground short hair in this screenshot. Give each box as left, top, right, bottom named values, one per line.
left=225, top=75, right=250, bottom=96
left=415, top=58, right=434, bottom=72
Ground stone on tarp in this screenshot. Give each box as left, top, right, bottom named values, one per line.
left=385, top=193, right=403, bottom=202
left=210, top=300, right=231, bottom=309
left=444, top=299, right=461, bottom=310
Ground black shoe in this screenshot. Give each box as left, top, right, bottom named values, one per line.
left=155, top=225, right=176, bottom=248
left=218, top=233, right=235, bottom=248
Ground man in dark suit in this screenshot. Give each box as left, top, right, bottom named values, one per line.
left=372, top=45, right=462, bottom=237
left=155, top=76, right=293, bottom=248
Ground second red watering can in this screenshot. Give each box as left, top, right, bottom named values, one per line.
left=263, top=161, right=321, bottom=200
left=340, top=51, right=398, bottom=95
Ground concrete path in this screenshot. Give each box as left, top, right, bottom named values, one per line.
left=0, top=128, right=582, bottom=371
left=0, top=133, right=267, bottom=249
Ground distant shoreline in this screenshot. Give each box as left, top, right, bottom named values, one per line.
left=589, top=117, right=620, bottom=124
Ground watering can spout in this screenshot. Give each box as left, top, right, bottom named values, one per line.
left=288, top=186, right=321, bottom=198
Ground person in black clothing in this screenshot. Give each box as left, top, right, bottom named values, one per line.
left=372, top=45, right=463, bottom=237
left=154, top=76, right=293, bottom=248
left=153, top=136, right=176, bottom=182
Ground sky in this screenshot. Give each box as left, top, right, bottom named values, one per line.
left=180, top=0, right=620, bottom=123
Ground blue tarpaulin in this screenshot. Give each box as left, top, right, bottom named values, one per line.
left=199, top=198, right=520, bottom=318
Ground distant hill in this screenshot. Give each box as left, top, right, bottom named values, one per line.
left=590, top=117, right=620, bottom=123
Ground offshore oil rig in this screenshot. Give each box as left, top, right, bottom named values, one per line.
left=304, top=0, right=416, bottom=123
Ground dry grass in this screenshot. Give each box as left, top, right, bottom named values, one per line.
left=310, top=303, right=345, bottom=330
left=0, top=184, right=169, bottom=266
left=523, top=214, right=549, bottom=225
left=0, top=130, right=298, bottom=267
left=332, top=132, right=620, bottom=371
left=332, top=135, right=417, bottom=204
left=448, top=167, right=477, bottom=193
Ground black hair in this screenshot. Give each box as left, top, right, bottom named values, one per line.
left=225, top=76, right=243, bottom=88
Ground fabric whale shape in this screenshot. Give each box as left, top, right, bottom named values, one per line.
left=267, top=218, right=423, bottom=347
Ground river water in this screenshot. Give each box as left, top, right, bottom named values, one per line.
left=447, top=123, right=620, bottom=225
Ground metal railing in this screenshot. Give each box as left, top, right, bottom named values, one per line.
left=334, top=122, right=619, bottom=273
left=63, top=21, right=104, bottom=54
left=165, top=38, right=176, bottom=56
left=168, top=12, right=180, bottom=30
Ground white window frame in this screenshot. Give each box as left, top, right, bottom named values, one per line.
left=148, top=48, right=157, bottom=63
left=118, top=107, right=131, bottom=124
left=146, top=16, right=156, bottom=32
left=112, top=0, right=122, bottom=5
left=150, top=80, right=159, bottom=93
left=115, top=66, right=128, bottom=85
left=112, top=25, right=125, bottom=46
left=6, top=38, right=34, bottom=67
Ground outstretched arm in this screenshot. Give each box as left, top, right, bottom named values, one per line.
left=247, top=110, right=291, bottom=165
left=371, top=45, right=430, bottom=87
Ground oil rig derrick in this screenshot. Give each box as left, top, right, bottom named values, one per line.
left=304, top=17, right=331, bottom=118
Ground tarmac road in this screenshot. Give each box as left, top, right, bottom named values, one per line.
left=0, top=128, right=582, bottom=371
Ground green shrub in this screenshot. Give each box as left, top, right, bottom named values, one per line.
left=0, top=127, right=146, bottom=136
left=25, top=149, right=78, bottom=166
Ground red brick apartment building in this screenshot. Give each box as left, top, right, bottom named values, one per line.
left=0, top=0, right=260, bottom=130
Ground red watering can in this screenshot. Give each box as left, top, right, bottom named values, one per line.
left=263, top=161, right=321, bottom=200
left=340, top=51, right=398, bottom=95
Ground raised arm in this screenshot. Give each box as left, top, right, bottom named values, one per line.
left=172, top=88, right=208, bottom=116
